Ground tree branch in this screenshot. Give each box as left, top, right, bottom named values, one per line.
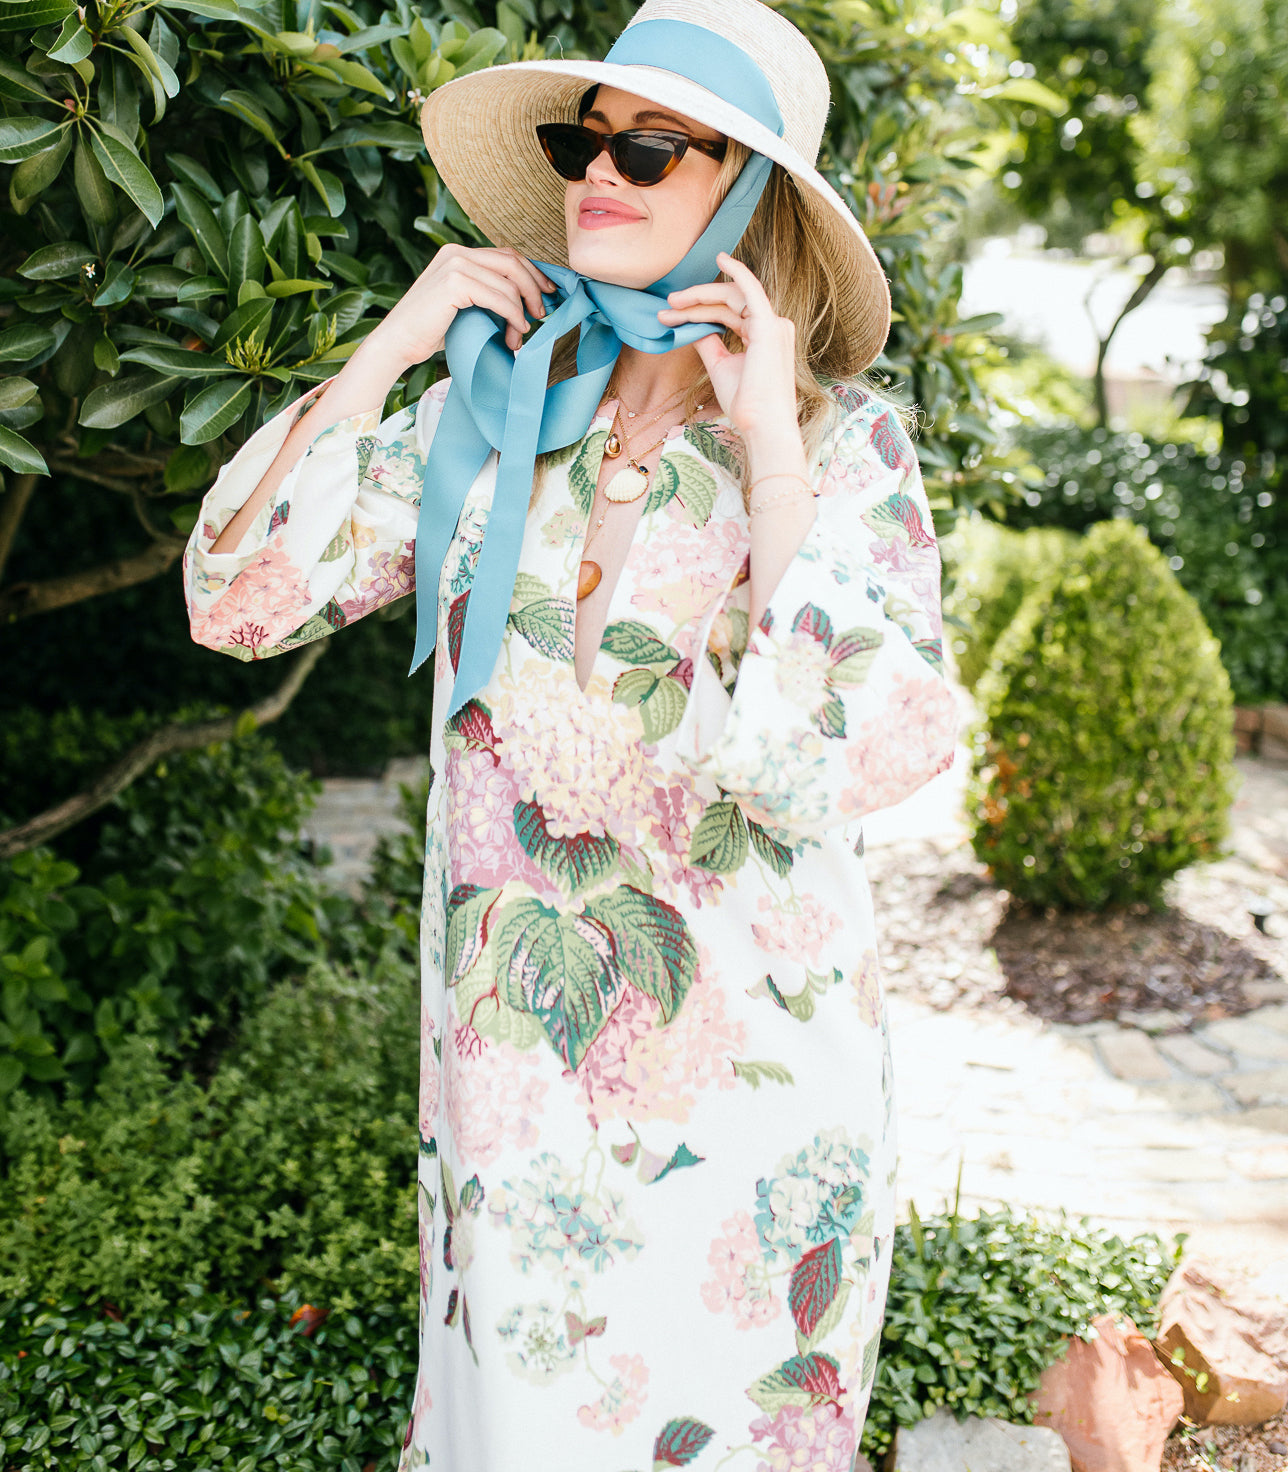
left=0, top=473, right=39, bottom=586
left=0, top=536, right=186, bottom=623
left=1089, top=258, right=1169, bottom=428
left=0, top=640, right=328, bottom=859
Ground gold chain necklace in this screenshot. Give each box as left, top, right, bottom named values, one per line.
left=601, top=390, right=705, bottom=505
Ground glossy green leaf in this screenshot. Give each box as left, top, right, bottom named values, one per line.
left=217, top=88, right=283, bottom=144
left=47, top=12, right=91, bottom=63
left=73, top=131, right=116, bottom=226
left=0, top=324, right=57, bottom=362
left=92, top=261, right=136, bottom=309
left=227, top=215, right=267, bottom=301
left=88, top=124, right=164, bottom=227
left=0, top=0, right=73, bottom=27
left=8, top=128, right=73, bottom=211
left=0, top=116, right=66, bottom=164
left=119, top=344, right=232, bottom=376
left=211, top=296, right=274, bottom=352
left=264, top=278, right=327, bottom=297
left=80, top=371, right=181, bottom=429
left=171, top=183, right=229, bottom=277
left=180, top=376, right=252, bottom=443
left=0, top=376, right=39, bottom=412
left=0, top=425, right=48, bottom=475
left=93, top=334, right=120, bottom=373
left=119, top=24, right=181, bottom=101
left=0, top=58, right=50, bottom=101
left=18, top=241, right=96, bottom=280
left=317, top=121, right=423, bottom=152
left=297, top=160, right=345, bottom=217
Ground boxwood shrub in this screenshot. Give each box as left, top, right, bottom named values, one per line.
left=969, top=519, right=1237, bottom=909
left=0, top=1294, right=416, bottom=1471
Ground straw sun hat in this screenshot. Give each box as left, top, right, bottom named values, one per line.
left=420, top=0, right=891, bottom=376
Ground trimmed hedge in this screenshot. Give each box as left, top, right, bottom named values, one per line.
left=1006, top=422, right=1288, bottom=704
left=0, top=1295, right=415, bottom=1471
left=942, top=518, right=1077, bottom=690
left=969, top=519, right=1236, bottom=909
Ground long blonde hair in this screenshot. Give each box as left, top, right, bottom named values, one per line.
left=535, top=139, right=873, bottom=502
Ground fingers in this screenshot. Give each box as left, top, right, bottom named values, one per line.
left=715, top=252, right=774, bottom=314
left=489, top=249, right=557, bottom=324
left=657, top=302, right=749, bottom=340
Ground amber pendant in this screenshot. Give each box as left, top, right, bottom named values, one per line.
left=604, top=431, right=622, bottom=458
left=603, top=462, right=650, bottom=503
left=577, top=559, right=602, bottom=600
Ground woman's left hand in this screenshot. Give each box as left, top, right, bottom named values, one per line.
left=656, top=252, right=798, bottom=446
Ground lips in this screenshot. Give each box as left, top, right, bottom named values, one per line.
left=578, top=196, right=645, bottom=229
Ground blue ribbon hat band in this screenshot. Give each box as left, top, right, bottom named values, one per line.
left=410, top=21, right=783, bottom=716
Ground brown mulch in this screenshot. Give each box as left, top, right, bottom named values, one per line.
left=1163, top=1410, right=1288, bottom=1472
left=866, top=838, right=1288, bottom=1030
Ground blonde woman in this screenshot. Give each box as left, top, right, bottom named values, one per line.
left=186, top=0, right=958, bottom=1465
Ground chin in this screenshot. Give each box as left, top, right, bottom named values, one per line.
left=566, top=236, right=678, bottom=290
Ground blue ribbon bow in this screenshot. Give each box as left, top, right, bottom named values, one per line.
left=411, top=20, right=784, bottom=715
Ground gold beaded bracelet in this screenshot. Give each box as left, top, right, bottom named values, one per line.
left=748, top=474, right=817, bottom=518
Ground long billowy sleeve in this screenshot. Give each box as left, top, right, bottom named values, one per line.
left=183, top=378, right=448, bottom=660
left=678, top=396, right=958, bottom=838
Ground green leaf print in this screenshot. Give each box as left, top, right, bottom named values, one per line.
left=829, top=627, right=884, bottom=686
left=748, top=820, right=794, bottom=876
left=667, top=451, right=718, bottom=528
left=318, top=529, right=349, bottom=562
left=746, top=1352, right=843, bottom=1414
left=642, top=1142, right=704, bottom=1184
left=600, top=619, right=679, bottom=667
left=567, top=428, right=609, bottom=515
left=652, top=1416, right=717, bottom=1468
left=612, top=667, right=660, bottom=706
left=683, top=421, right=742, bottom=481
left=817, top=694, right=847, bottom=740
left=441, top=1158, right=459, bottom=1223
left=511, top=570, right=553, bottom=606
left=508, top=597, right=575, bottom=662
left=585, top=886, right=697, bottom=1022
left=494, top=901, right=625, bottom=1069
left=860, top=1329, right=881, bottom=1391
left=689, top=800, right=749, bottom=873
left=445, top=883, right=503, bottom=988
left=513, top=799, right=620, bottom=894
left=788, top=1237, right=843, bottom=1339
left=795, top=1279, right=852, bottom=1356
left=638, top=675, right=687, bottom=743
left=731, top=1059, right=796, bottom=1090
left=644, top=455, right=679, bottom=516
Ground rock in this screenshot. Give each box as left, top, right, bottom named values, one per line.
left=1155, top=1256, right=1288, bottom=1425
left=853, top=1456, right=876, bottom=1472
left=1032, top=1314, right=1183, bottom=1471
left=887, top=1409, right=1071, bottom=1471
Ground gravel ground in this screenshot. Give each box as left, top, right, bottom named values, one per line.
left=866, top=838, right=1288, bottom=1028
left=1163, top=1410, right=1288, bottom=1472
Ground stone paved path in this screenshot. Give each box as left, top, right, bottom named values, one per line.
left=307, top=730, right=1288, bottom=1266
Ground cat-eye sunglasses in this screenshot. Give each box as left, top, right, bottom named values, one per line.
left=536, top=122, right=727, bottom=188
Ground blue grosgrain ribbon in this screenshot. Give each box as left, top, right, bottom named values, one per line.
left=411, top=23, right=784, bottom=715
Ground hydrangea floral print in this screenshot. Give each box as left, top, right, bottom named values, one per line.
left=185, top=379, right=954, bottom=1469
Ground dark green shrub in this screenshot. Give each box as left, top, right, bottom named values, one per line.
left=0, top=712, right=363, bottom=1094
left=860, top=1203, right=1180, bottom=1459
left=0, top=1294, right=416, bottom=1470
left=942, top=518, right=1077, bottom=690
left=0, top=960, right=418, bottom=1315
left=1005, top=421, right=1288, bottom=704
left=969, top=519, right=1236, bottom=909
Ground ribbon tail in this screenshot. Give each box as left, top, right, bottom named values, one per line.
left=409, top=386, right=492, bottom=676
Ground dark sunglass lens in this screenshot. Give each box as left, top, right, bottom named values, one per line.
left=538, top=125, right=597, bottom=180
left=616, top=133, right=682, bottom=185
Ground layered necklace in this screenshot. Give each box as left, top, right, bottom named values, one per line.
left=578, top=383, right=707, bottom=601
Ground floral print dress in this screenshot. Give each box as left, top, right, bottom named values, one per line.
left=184, top=375, right=957, bottom=1472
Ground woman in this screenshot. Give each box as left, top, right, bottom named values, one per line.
left=186, top=0, right=957, bottom=1465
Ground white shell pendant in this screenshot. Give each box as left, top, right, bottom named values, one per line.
left=603, top=462, right=650, bottom=503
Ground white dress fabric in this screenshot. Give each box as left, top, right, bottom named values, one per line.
left=184, top=376, right=957, bottom=1472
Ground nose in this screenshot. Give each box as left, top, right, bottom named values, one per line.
left=583, top=143, right=625, bottom=189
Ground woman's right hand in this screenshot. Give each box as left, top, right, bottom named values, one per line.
left=369, top=245, right=558, bottom=369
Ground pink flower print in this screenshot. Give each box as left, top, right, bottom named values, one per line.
left=751, top=894, right=842, bottom=966
left=190, top=540, right=312, bottom=656
left=750, top=1403, right=857, bottom=1472
left=402, top=1369, right=433, bottom=1454
left=490, top=681, right=655, bottom=843
left=645, top=779, right=724, bottom=909
left=628, top=516, right=747, bottom=623
left=576, top=1354, right=649, bottom=1435
left=840, top=670, right=957, bottom=818
left=575, top=951, right=744, bottom=1126
left=871, top=534, right=922, bottom=577
left=700, top=1211, right=782, bottom=1330
left=443, top=748, right=557, bottom=900
left=443, top=1030, right=548, bottom=1168
left=338, top=546, right=415, bottom=621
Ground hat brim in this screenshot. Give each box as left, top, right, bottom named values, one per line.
left=421, top=61, right=891, bottom=376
